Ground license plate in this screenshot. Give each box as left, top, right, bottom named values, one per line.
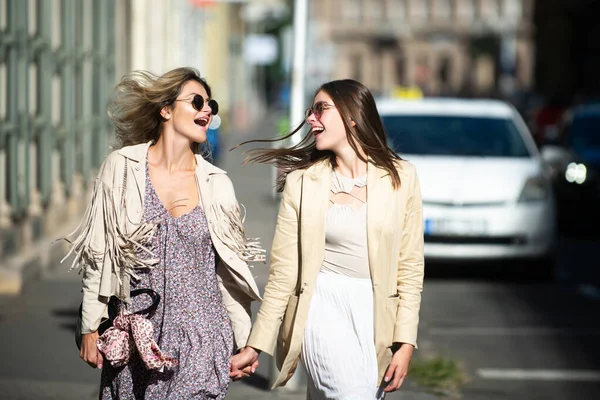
left=424, top=218, right=488, bottom=236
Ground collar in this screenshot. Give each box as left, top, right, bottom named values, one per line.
left=116, top=141, right=227, bottom=175
left=305, top=157, right=388, bottom=180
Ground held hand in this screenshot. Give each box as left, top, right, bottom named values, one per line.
left=80, top=331, right=104, bottom=369
left=383, top=344, right=414, bottom=393
left=229, top=347, right=260, bottom=381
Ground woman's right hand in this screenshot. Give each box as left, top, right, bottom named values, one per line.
left=80, top=331, right=103, bottom=369
left=230, top=347, right=260, bottom=380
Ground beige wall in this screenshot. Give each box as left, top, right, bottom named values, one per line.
left=127, top=0, right=237, bottom=116
left=204, top=3, right=233, bottom=116
left=316, top=0, right=534, bottom=97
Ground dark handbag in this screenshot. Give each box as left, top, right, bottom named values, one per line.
left=75, top=288, right=161, bottom=350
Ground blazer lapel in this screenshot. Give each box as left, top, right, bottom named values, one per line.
left=367, top=162, right=390, bottom=284
left=300, top=161, right=331, bottom=286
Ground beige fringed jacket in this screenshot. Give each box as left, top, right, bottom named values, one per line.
left=64, top=142, right=264, bottom=349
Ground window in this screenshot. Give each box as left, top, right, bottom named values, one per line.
left=342, top=0, right=361, bottom=21
left=364, top=0, right=384, bottom=20
left=381, top=115, right=531, bottom=157
left=502, top=0, right=522, bottom=21
left=433, top=0, right=452, bottom=20
left=409, top=0, right=429, bottom=21
left=569, top=115, right=600, bottom=154
left=351, top=54, right=363, bottom=82
left=480, top=0, right=499, bottom=20
left=456, top=0, right=475, bottom=22
left=387, top=0, right=407, bottom=22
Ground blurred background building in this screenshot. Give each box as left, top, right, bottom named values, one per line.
left=0, top=0, right=289, bottom=289
left=0, top=0, right=125, bottom=281
left=308, top=0, right=534, bottom=100
left=1, top=0, right=600, bottom=286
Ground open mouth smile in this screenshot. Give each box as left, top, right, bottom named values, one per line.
left=311, top=126, right=324, bottom=137
left=195, top=116, right=210, bottom=127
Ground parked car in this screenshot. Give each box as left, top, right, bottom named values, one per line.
left=377, top=98, right=557, bottom=272
left=541, top=103, right=600, bottom=230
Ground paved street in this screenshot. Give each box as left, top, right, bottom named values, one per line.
left=0, top=118, right=599, bottom=399
left=419, top=250, right=600, bottom=399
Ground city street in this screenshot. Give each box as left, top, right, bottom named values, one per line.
left=0, top=119, right=599, bottom=399
left=420, top=268, right=600, bottom=399
left=2, top=0, right=600, bottom=399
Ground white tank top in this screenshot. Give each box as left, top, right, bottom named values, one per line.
left=321, top=171, right=370, bottom=279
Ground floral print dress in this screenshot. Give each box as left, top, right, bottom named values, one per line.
left=100, top=157, right=234, bottom=399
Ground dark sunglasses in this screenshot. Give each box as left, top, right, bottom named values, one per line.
left=176, top=95, right=219, bottom=115
left=305, top=101, right=335, bottom=120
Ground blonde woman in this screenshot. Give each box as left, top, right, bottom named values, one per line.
left=232, top=79, right=424, bottom=399
left=65, top=67, right=263, bottom=399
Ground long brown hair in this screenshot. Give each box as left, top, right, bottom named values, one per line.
left=235, top=79, right=402, bottom=192
left=107, top=67, right=212, bottom=153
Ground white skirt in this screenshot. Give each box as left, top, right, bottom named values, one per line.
left=301, top=271, right=385, bottom=400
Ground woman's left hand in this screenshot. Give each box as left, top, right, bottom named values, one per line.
left=383, top=343, right=414, bottom=393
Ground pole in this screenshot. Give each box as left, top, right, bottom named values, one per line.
left=271, top=0, right=309, bottom=199
left=288, top=0, right=308, bottom=147
left=269, top=0, right=308, bottom=389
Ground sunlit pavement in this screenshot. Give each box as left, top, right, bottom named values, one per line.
left=419, top=239, right=600, bottom=400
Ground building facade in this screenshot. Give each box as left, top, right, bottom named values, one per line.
left=308, top=0, right=534, bottom=98
left=0, top=0, right=128, bottom=269
left=0, top=0, right=261, bottom=287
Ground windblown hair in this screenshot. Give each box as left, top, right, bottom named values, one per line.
left=234, top=79, right=402, bottom=192
left=107, top=67, right=212, bottom=152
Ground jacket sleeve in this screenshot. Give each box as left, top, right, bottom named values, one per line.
left=216, top=260, right=252, bottom=350
left=209, top=175, right=266, bottom=265
left=68, top=158, right=115, bottom=334
left=393, top=165, right=425, bottom=348
left=246, top=174, right=300, bottom=355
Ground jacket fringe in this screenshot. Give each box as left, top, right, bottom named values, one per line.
left=209, top=202, right=266, bottom=264
left=60, top=179, right=158, bottom=283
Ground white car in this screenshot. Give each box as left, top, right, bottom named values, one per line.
left=377, top=98, right=556, bottom=268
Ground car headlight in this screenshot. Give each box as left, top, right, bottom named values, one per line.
left=518, top=176, right=550, bottom=202
left=565, top=162, right=587, bottom=184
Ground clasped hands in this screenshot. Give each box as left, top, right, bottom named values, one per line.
left=229, top=346, right=260, bottom=381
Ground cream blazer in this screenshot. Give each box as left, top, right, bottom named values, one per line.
left=246, top=159, right=424, bottom=388
left=65, top=142, right=263, bottom=349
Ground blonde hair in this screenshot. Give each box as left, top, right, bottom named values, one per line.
left=107, top=67, right=212, bottom=150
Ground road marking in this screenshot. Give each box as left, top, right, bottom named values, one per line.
left=429, top=327, right=600, bottom=336
left=477, top=369, right=600, bottom=382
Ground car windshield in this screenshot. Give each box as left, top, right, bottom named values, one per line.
left=381, top=115, right=531, bottom=157
left=569, top=115, right=600, bottom=151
